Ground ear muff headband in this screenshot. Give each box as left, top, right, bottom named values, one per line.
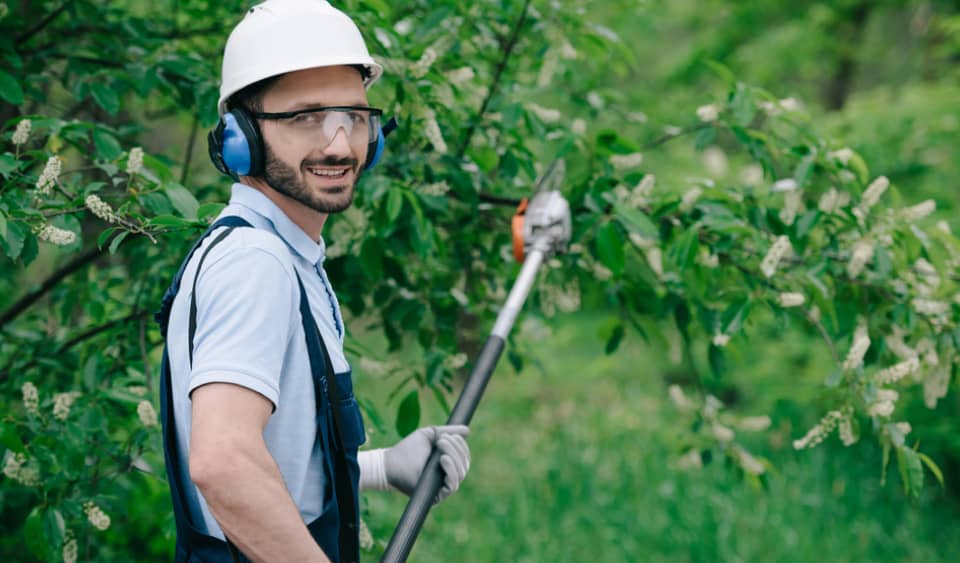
left=365, top=128, right=384, bottom=170
left=221, top=110, right=264, bottom=177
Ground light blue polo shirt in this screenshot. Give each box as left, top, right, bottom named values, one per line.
left=166, top=182, right=350, bottom=540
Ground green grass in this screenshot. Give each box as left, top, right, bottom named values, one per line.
left=354, top=313, right=960, bottom=562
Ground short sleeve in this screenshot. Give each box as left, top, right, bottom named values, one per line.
left=188, top=244, right=298, bottom=409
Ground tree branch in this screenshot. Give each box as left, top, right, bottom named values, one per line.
left=15, top=2, right=70, bottom=47
left=455, top=0, right=532, bottom=159
left=57, top=310, right=150, bottom=352
left=0, top=245, right=106, bottom=330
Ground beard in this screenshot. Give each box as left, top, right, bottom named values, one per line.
left=262, top=144, right=359, bottom=214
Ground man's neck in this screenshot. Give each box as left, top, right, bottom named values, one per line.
left=241, top=177, right=327, bottom=242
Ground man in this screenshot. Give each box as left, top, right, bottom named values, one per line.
left=155, top=1, right=471, bottom=561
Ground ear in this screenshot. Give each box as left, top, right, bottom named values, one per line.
left=219, top=109, right=265, bottom=177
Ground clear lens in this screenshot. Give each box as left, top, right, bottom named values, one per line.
left=282, top=108, right=380, bottom=148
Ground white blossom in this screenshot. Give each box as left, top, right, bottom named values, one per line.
left=846, top=239, right=874, bottom=278
left=876, top=389, right=900, bottom=403
left=760, top=235, right=792, bottom=278
left=895, top=422, right=912, bottom=436
left=777, top=292, right=805, bottom=308
left=645, top=247, right=663, bottom=278
left=83, top=501, right=111, bottom=531
left=443, top=353, right=468, bottom=371
left=868, top=400, right=895, bottom=418
left=842, top=321, right=871, bottom=372
left=359, top=357, right=388, bottom=376
left=675, top=449, right=703, bottom=470
left=885, top=327, right=917, bottom=361
left=702, top=146, right=728, bottom=177
left=420, top=181, right=450, bottom=196
left=739, top=415, right=772, bottom=432
left=52, top=391, right=81, bottom=421
left=21, top=382, right=38, bottom=414
left=126, top=147, right=144, bottom=175
left=35, top=156, right=62, bottom=195
left=37, top=225, right=77, bottom=246
left=393, top=19, right=412, bottom=35
left=586, top=91, right=604, bottom=109
left=527, top=103, right=561, bottom=123
left=793, top=410, right=845, bottom=449
left=916, top=338, right=939, bottom=367
left=838, top=415, right=857, bottom=446
left=913, top=298, right=949, bottom=316
left=779, top=190, right=803, bottom=226
left=537, top=50, right=559, bottom=87
left=925, top=363, right=951, bottom=408
left=85, top=194, right=118, bottom=223
left=571, top=118, right=587, bottom=135
left=778, top=97, right=802, bottom=112
left=423, top=110, right=447, bottom=154
left=935, top=220, right=951, bottom=234
left=609, top=152, right=644, bottom=170
left=772, top=179, right=798, bottom=192
left=741, top=164, right=764, bottom=186
left=818, top=187, right=850, bottom=214
left=559, top=41, right=578, bottom=59
left=874, top=358, right=920, bottom=385
left=680, top=186, right=702, bottom=212
left=627, top=111, right=648, bottom=123
left=732, top=445, right=766, bottom=475
left=627, top=175, right=655, bottom=208
left=137, top=400, right=158, bottom=427
left=712, top=333, right=731, bottom=347
left=697, top=247, right=719, bottom=268
left=359, top=518, right=374, bottom=551
left=12, top=119, right=31, bottom=145
left=127, top=385, right=148, bottom=396
left=712, top=424, right=735, bottom=442
left=829, top=148, right=855, bottom=165
left=410, top=47, right=438, bottom=78
left=445, top=66, right=475, bottom=85
left=901, top=200, right=935, bottom=221
left=855, top=176, right=890, bottom=216
left=668, top=385, right=695, bottom=410
left=2, top=452, right=38, bottom=486
left=696, top=104, right=720, bottom=123
left=62, top=533, right=77, bottom=563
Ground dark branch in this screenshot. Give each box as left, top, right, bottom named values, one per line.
left=0, top=246, right=105, bottom=330
left=15, top=2, right=70, bottom=47
left=455, top=0, right=532, bottom=159
left=58, top=310, right=150, bottom=353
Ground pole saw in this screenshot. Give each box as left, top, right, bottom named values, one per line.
left=381, top=160, right=572, bottom=562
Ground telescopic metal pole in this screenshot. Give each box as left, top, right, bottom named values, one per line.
left=380, top=186, right=570, bottom=563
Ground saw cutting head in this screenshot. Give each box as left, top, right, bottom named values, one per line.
left=511, top=160, right=572, bottom=261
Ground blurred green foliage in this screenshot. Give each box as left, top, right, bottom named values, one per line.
left=0, top=0, right=958, bottom=561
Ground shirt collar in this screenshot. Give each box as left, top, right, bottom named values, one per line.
left=228, top=183, right=326, bottom=265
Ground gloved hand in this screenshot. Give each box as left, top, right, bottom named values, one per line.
left=384, top=425, right=471, bottom=504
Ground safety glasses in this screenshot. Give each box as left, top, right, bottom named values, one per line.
left=251, top=105, right=383, bottom=148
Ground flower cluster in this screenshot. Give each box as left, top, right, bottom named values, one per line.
left=85, top=194, right=119, bottom=223
left=846, top=238, right=875, bottom=278
left=696, top=104, right=720, bottom=122
left=53, top=391, right=82, bottom=421
left=37, top=224, right=77, bottom=246
left=680, top=186, right=702, bottom=212
left=423, top=109, right=447, bottom=154
left=443, top=352, right=468, bottom=371
left=420, top=181, right=450, bottom=196
left=137, top=400, right=158, bottom=427
left=537, top=49, right=559, bottom=87
left=903, top=199, right=936, bottom=221
left=445, top=66, right=475, bottom=85
left=410, top=46, right=438, bottom=78
left=818, top=187, right=850, bottom=214
left=838, top=414, right=857, bottom=446
left=83, top=501, right=111, bottom=531
left=126, top=147, right=144, bottom=175
left=760, top=235, right=792, bottom=278
left=777, top=292, right=805, bottom=308
left=779, top=190, right=803, bottom=226
left=873, top=357, right=920, bottom=385
left=12, top=119, right=31, bottom=145
left=527, top=103, right=561, bottom=124
left=609, top=152, right=644, bottom=171
left=62, top=533, right=77, bottom=563
left=21, top=382, right=38, bottom=414
left=792, top=408, right=848, bottom=449
left=841, top=321, right=871, bottom=371
left=852, top=176, right=889, bottom=223
left=35, top=155, right=62, bottom=195
left=2, top=451, right=39, bottom=486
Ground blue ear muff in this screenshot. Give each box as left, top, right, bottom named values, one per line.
left=365, top=127, right=385, bottom=170
left=221, top=113, right=254, bottom=176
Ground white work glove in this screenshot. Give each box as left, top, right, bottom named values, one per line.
left=358, top=425, right=470, bottom=504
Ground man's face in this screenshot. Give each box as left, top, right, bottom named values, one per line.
left=258, top=66, right=369, bottom=214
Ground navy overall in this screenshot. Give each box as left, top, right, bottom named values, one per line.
left=155, top=216, right=364, bottom=562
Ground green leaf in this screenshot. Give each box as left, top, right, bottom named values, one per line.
left=605, top=324, right=625, bottom=354
left=83, top=355, right=99, bottom=391
left=44, top=509, right=65, bottom=549
left=614, top=205, right=658, bottom=238
left=24, top=507, right=48, bottom=559
left=0, top=153, right=19, bottom=178
left=0, top=69, right=24, bottom=105
left=90, top=82, right=120, bottom=115
left=92, top=129, right=123, bottom=161
left=386, top=189, right=404, bottom=223
left=0, top=423, right=26, bottom=453
left=918, top=452, right=945, bottom=488
left=899, top=446, right=924, bottom=497
left=596, top=221, right=625, bottom=275
left=97, top=227, right=118, bottom=249
left=165, top=183, right=199, bottom=220
left=357, top=396, right=386, bottom=435
left=149, top=215, right=195, bottom=228
left=708, top=344, right=726, bottom=377
left=694, top=127, right=716, bottom=150
left=395, top=390, right=420, bottom=438
left=108, top=231, right=129, bottom=255
left=4, top=221, right=27, bottom=260
left=198, top=202, right=226, bottom=221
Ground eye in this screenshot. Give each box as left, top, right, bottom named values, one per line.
left=347, top=111, right=368, bottom=126
left=290, top=112, right=321, bottom=126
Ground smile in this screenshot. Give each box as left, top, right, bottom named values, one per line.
left=306, top=167, right=350, bottom=178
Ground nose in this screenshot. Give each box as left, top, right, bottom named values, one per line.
left=324, top=126, right=353, bottom=158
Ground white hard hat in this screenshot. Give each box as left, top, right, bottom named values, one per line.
left=217, top=0, right=383, bottom=116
